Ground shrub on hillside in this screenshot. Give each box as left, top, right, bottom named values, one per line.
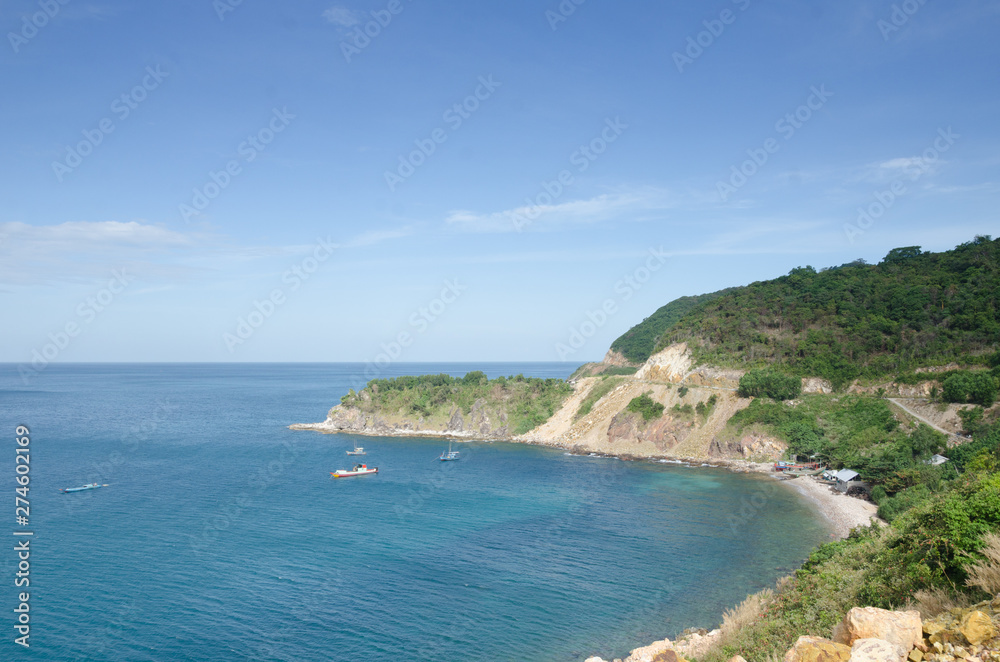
left=737, top=369, right=802, bottom=400
left=943, top=371, right=999, bottom=406
left=626, top=393, right=665, bottom=421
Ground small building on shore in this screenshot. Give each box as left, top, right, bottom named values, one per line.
left=833, top=468, right=863, bottom=493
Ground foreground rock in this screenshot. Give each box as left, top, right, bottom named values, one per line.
left=834, top=607, right=923, bottom=652
left=920, top=599, right=1000, bottom=661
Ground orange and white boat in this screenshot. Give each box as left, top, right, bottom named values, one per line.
left=330, top=463, right=378, bottom=479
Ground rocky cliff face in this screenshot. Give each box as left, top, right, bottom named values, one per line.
left=605, top=410, right=691, bottom=454
left=709, top=432, right=787, bottom=461
left=635, top=343, right=694, bottom=382
left=603, top=348, right=635, bottom=367
left=634, top=343, right=744, bottom=389
left=848, top=380, right=937, bottom=397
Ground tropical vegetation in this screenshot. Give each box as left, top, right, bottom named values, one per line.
left=340, top=372, right=573, bottom=435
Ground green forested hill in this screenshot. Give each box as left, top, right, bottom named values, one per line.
left=609, top=290, right=729, bottom=363
left=610, top=236, right=1000, bottom=386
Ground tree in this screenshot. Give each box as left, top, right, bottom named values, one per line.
left=881, top=246, right=924, bottom=264
left=737, top=369, right=802, bottom=400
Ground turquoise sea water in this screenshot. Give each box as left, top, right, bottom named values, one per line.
left=1, top=363, right=830, bottom=661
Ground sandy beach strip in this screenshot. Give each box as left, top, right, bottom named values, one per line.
left=782, top=475, right=882, bottom=539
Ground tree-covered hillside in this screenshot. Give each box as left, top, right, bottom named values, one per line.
left=612, top=236, right=999, bottom=386
left=609, top=290, right=729, bottom=363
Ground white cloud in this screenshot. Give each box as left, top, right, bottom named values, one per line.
left=322, top=6, right=361, bottom=27
left=444, top=187, right=692, bottom=233
left=0, top=220, right=413, bottom=287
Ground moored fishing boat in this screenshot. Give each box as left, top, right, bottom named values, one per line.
left=60, top=483, right=108, bottom=493
left=438, top=439, right=460, bottom=461
left=330, top=464, right=378, bottom=478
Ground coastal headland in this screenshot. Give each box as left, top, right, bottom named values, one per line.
left=291, top=239, right=1000, bottom=662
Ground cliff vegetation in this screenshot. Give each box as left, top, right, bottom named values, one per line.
left=339, top=372, right=573, bottom=436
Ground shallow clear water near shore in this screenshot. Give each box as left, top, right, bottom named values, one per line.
left=1, top=363, right=829, bottom=661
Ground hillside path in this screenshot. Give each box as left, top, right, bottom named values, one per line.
left=887, top=397, right=961, bottom=440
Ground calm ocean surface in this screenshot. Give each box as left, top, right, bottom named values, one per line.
left=0, top=363, right=829, bottom=661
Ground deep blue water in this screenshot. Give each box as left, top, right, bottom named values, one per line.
left=0, top=363, right=829, bottom=661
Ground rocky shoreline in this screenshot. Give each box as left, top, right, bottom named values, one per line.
left=590, top=603, right=1000, bottom=662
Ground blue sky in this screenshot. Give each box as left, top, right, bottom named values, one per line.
left=1, top=0, right=998, bottom=365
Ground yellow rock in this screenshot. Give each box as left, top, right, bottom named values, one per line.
left=784, top=636, right=852, bottom=662
left=924, top=623, right=945, bottom=637
left=909, top=649, right=924, bottom=662
left=959, top=610, right=995, bottom=646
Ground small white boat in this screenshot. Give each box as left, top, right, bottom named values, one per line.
left=346, top=445, right=366, bottom=456
left=330, top=464, right=378, bottom=479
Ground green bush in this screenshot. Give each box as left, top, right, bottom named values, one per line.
left=737, top=369, right=802, bottom=400
left=626, top=393, right=665, bottom=421
left=876, top=484, right=932, bottom=523
left=943, top=371, right=999, bottom=406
